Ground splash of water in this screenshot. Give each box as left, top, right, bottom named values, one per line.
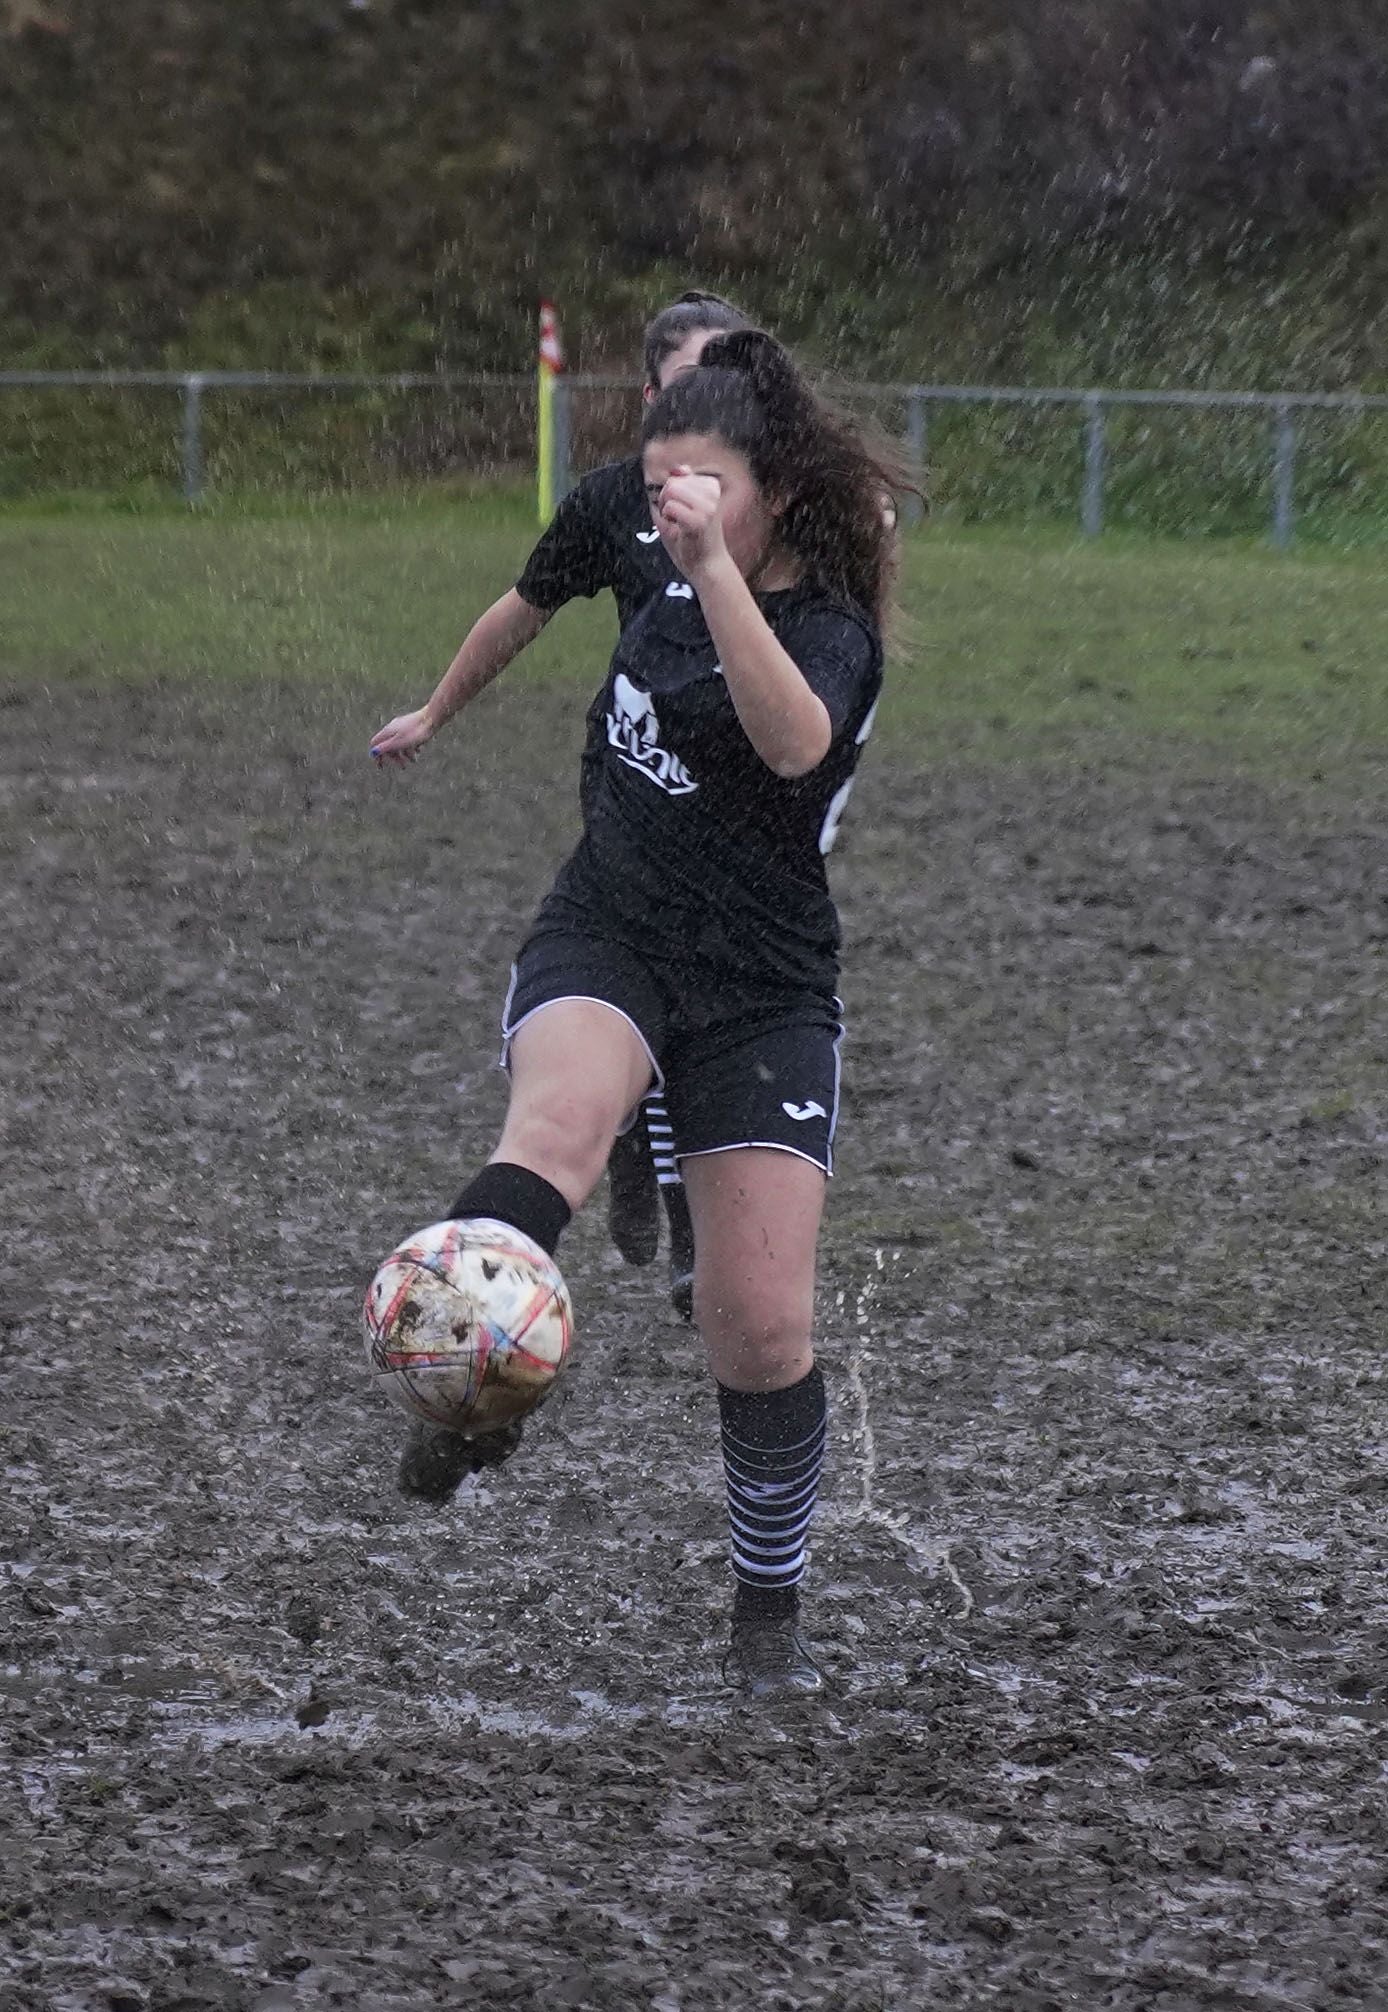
left=825, top=1248, right=975, bottom=1619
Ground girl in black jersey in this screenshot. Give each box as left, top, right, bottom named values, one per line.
left=377, top=329, right=896, bottom=1697
left=374, top=293, right=752, bottom=1356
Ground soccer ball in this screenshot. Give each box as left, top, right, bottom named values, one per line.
left=363, top=1218, right=573, bottom=1434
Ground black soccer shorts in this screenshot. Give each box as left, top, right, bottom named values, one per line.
left=499, top=923, right=844, bottom=1176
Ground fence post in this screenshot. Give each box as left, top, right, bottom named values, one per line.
left=181, top=373, right=206, bottom=504
left=1271, top=402, right=1296, bottom=551
left=902, top=388, right=927, bottom=526
left=1082, top=395, right=1106, bottom=538
left=553, top=375, right=573, bottom=502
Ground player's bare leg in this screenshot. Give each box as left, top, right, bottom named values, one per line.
left=399, top=1002, right=652, bottom=1504
left=681, top=1148, right=828, bottom=1697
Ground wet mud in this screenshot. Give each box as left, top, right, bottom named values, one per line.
left=2, top=677, right=1385, bottom=2008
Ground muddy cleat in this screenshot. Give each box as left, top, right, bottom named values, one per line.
left=665, top=1183, right=696, bottom=1323
left=608, top=1114, right=660, bottom=1266
left=397, top=1419, right=524, bottom=1504
left=670, top=1266, right=695, bottom=1324
left=723, top=1593, right=827, bottom=1699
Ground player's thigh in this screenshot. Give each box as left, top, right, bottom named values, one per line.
left=498, top=1000, right=655, bottom=1199
left=679, top=1147, right=825, bottom=1387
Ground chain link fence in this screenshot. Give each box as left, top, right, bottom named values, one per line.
left=3, top=369, right=1387, bottom=546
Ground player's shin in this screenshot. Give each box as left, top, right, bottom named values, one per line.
left=718, top=1366, right=828, bottom=1695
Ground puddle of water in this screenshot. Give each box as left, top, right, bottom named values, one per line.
left=130, top=1677, right=880, bottom=1751
left=962, top=1660, right=1062, bottom=1700
left=142, top=1687, right=718, bottom=1751
left=20, top=1759, right=89, bottom=1820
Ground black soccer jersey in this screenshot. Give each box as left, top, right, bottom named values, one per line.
left=540, top=579, right=883, bottom=1000
left=516, top=458, right=677, bottom=817
left=516, top=458, right=675, bottom=630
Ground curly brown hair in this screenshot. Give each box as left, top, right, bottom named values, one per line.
left=641, top=328, right=906, bottom=630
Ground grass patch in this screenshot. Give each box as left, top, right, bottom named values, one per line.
left=2, top=510, right=1386, bottom=773
left=901, top=525, right=1388, bottom=767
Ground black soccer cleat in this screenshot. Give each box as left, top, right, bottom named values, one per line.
left=670, top=1267, right=695, bottom=1324
left=665, top=1182, right=696, bottom=1323
left=723, top=1590, right=827, bottom=1699
left=397, top=1419, right=524, bottom=1504
left=608, top=1114, right=661, bottom=1267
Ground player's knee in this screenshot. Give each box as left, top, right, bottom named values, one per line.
left=695, top=1284, right=813, bottom=1390
left=503, top=1100, right=615, bottom=1202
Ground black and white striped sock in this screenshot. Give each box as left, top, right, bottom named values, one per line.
left=718, top=1367, right=827, bottom=1611
left=645, top=1093, right=681, bottom=1189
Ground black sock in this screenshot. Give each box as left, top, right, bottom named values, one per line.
left=663, top=1181, right=696, bottom=1274
left=448, top=1162, right=571, bottom=1257
left=718, top=1366, right=827, bottom=1612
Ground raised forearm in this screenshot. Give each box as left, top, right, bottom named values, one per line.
left=691, top=559, right=831, bottom=778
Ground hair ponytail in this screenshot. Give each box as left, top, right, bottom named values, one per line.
left=643, top=329, right=908, bottom=631
left=641, top=289, right=752, bottom=387
left=699, top=328, right=809, bottom=416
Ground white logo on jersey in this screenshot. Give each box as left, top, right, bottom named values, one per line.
left=665, top=580, right=695, bottom=599
left=607, top=673, right=698, bottom=796
left=636, top=528, right=661, bottom=544
left=782, top=1099, right=828, bottom=1122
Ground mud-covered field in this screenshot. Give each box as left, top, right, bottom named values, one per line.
left=3, top=666, right=1386, bottom=2010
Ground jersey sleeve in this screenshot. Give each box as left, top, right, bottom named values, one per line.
left=515, top=479, right=612, bottom=610
left=778, top=606, right=882, bottom=738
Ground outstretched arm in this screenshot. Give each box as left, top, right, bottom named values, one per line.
left=370, top=590, right=552, bottom=766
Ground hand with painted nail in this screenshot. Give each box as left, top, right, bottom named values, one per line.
left=370, top=705, right=434, bottom=767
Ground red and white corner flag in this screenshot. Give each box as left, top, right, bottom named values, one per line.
left=537, top=300, right=565, bottom=524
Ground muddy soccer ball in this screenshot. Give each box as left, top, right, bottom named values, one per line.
left=363, top=1218, right=573, bottom=1434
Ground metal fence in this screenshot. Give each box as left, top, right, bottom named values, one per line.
left=3, top=368, right=1387, bottom=546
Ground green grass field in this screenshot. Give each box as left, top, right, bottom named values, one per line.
left=3, top=509, right=1385, bottom=774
